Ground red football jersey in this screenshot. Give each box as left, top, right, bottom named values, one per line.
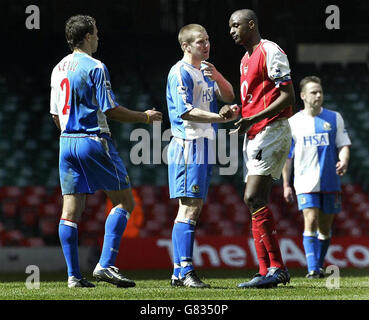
left=240, top=39, right=293, bottom=139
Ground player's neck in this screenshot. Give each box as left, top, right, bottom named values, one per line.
left=182, top=54, right=201, bottom=69
left=74, top=47, right=92, bottom=56
left=304, top=106, right=322, bottom=117
left=245, top=34, right=261, bottom=56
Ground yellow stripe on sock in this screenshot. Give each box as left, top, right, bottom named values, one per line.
left=251, top=206, right=267, bottom=220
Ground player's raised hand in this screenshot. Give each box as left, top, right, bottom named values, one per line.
left=144, top=108, right=163, bottom=123
left=201, top=61, right=220, bottom=81
left=229, top=117, right=252, bottom=135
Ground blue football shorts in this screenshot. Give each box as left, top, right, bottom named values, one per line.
left=59, top=133, right=130, bottom=195
left=167, top=137, right=214, bottom=200
left=297, top=192, right=341, bottom=214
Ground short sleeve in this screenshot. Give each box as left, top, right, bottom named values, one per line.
left=335, top=112, right=351, bottom=148
left=264, top=42, right=291, bottom=87
left=169, top=65, right=194, bottom=117
left=91, top=63, right=119, bottom=113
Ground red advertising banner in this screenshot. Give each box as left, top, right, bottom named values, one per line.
left=115, top=236, right=369, bottom=270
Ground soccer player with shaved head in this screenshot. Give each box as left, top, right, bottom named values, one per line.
left=225, top=9, right=295, bottom=288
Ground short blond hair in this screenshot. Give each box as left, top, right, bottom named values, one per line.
left=178, top=24, right=207, bottom=47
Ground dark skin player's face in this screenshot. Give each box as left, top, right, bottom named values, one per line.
left=229, top=14, right=252, bottom=46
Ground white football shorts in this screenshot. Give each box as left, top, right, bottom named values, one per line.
left=243, top=119, right=291, bottom=182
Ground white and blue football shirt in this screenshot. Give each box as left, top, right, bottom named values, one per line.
left=166, top=60, right=219, bottom=140
left=50, top=52, right=118, bottom=135
left=288, top=108, right=351, bottom=194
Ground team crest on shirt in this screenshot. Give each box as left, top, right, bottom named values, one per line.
left=243, top=66, right=248, bottom=75
left=323, top=122, right=332, bottom=131
left=191, top=184, right=200, bottom=193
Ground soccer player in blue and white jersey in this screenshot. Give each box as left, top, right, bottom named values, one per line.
left=282, top=76, right=351, bottom=278
left=166, top=24, right=237, bottom=288
left=50, top=15, right=162, bottom=288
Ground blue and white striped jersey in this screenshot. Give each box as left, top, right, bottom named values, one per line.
left=166, top=60, right=219, bottom=140
left=50, top=52, right=118, bottom=135
left=288, top=108, right=351, bottom=194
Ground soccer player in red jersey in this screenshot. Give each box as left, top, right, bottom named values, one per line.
left=224, top=9, right=295, bottom=288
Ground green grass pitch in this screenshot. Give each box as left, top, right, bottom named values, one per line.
left=0, top=268, right=368, bottom=301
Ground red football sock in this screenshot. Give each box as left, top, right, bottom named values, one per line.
left=252, top=221, right=270, bottom=276
left=252, top=206, right=285, bottom=269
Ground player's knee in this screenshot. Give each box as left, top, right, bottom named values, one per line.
left=177, top=198, right=202, bottom=222
left=303, top=208, right=319, bottom=231
left=122, top=197, right=135, bottom=214
left=243, top=192, right=266, bottom=212
left=108, top=189, right=136, bottom=214
left=127, top=198, right=135, bottom=214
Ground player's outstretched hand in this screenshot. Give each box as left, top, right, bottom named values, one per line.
left=144, top=108, right=163, bottom=123
left=229, top=117, right=252, bottom=135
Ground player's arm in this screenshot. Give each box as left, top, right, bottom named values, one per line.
left=50, top=83, right=61, bottom=131
left=93, top=64, right=162, bottom=124
left=105, top=106, right=162, bottom=124
left=181, top=106, right=237, bottom=123
left=250, top=42, right=295, bottom=122
left=230, top=82, right=295, bottom=135
left=336, top=145, right=350, bottom=176
left=282, top=138, right=295, bottom=203
left=174, top=65, right=235, bottom=123
left=335, top=113, right=351, bottom=176
left=201, top=61, right=235, bottom=103
left=249, top=82, right=295, bottom=123
left=51, top=114, right=61, bottom=131
left=282, top=157, right=294, bottom=203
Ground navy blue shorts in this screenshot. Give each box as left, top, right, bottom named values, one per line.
left=59, top=133, right=130, bottom=195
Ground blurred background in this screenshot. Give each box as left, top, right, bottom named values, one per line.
left=0, top=0, right=368, bottom=268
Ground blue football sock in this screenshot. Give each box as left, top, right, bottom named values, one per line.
left=303, top=232, right=319, bottom=272
left=317, top=235, right=331, bottom=269
left=173, top=220, right=196, bottom=277
left=99, top=207, right=129, bottom=268
left=59, top=220, right=81, bottom=279
left=171, top=224, right=181, bottom=278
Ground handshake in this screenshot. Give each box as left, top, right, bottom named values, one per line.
left=219, top=104, right=253, bottom=135
left=219, top=104, right=241, bottom=121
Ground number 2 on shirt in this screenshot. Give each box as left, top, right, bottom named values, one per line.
left=60, top=78, right=71, bottom=115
